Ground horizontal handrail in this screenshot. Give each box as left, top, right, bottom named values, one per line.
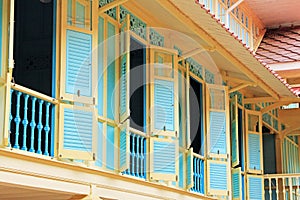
left=265, top=173, right=300, bottom=178
left=11, top=83, right=58, bottom=104
left=193, top=152, right=205, bottom=160
left=129, top=127, right=148, bottom=138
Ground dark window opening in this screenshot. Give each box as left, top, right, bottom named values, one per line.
left=13, top=0, right=53, bottom=97
left=238, top=108, right=244, bottom=170
left=9, top=0, right=54, bottom=155
left=189, top=77, right=204, bottom=155
left=263, top=127, right=276, bottom=174
left=129, top=37, right=145, bottom=132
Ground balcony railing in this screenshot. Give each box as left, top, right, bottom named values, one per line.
left=264, top=174, right=300, bottom=200
left=9, top=84, right=58, bottom=156
left=191, top=153, right=205, bottom=194
left=123, top=128, right=147, bottom=179
left=198, top=0, right=261, bottom=50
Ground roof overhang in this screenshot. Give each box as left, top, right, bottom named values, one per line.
left=125, top=0, right=297, bottom=99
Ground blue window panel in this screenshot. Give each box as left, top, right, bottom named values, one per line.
left=248, top=176, right=263, bottom=200
left=154, top=79, right=174, bottom=131
left=63, top=108, right=93, bottom=152
left=153, top=141, right=175, bottom=174
left=66, top=30, right=92, bottom=97
left=208, top=160, right=228, bottom=196
left=76, top=2, right=85, bottom=28
left=248, top=133, right=261, bottom=171
left=106, top=125, right=115, bottom=170
left=232, top=168, right=242, bottom=200
left=179, top=152, right=184, bottom=188
left=95, top=122, right=103, bottom=167
left=209, top=111, right=227, bottom=155
left=150, top=138, right=177, bottom=181
left=98, top=17, right=104, bottom=116
left=107, top=22, right=115, bottom=120
left=242, top=174, right=245, bottom=200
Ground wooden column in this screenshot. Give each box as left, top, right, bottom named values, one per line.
left=275, top=134, right=284, bottom=199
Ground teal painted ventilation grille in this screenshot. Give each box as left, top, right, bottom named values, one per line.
left=120, top=6, right=147, bottom=40
left=186, top=58, right=203, bottom=80
left=150, top=28, right=164, bottom=47
left=99, top=0, right=117, bottom=19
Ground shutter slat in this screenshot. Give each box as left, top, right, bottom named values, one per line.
left=207, top=160, right=228, bottom=195
left=248, top=176, right=263, bottom=200
left=209, top=111, right=226, bottom=154
left=66, top=30, right=92, bottom=98
left=248, top=133, right=261, bottom=171
left=63, top=108, right=93, bottom=152
left=154, top=79, right=174, bottom=131
left=150, top=138, right=177, bottom=181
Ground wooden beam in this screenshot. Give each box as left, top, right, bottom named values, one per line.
left=156, top=0, right=281, bottom=100
left=229, top=83, right=253, bottom=93
left=244, top=96, right=300, bottom=104
left=227, top=0, right=244, bottom=13
left=98, top=0, right=129, bottom=13
left=253, top=29, right=266, bottom=53
left=261, top=101, right=291, bottom=113
left=222, top=73, right=256, bottom=85
left=178, top=47, right=215, bottom=61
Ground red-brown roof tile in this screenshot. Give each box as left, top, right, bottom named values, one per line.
left=256, top=26, right=300, bottom=64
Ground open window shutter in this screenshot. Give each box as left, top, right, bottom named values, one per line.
left=232, top=168, right=242, bottom=200
left=246, top=110, right=263, bottom=174
left=186, top=148, right=194, bottom=190
left=231, top=95, right=239, bottom=167
left=58, top=104, right=96, bottom=160
left=150, top=49, right=178, bottom=137
left=207, top=160, right=229, bottom=196
left=119, top=14, right=130, bottom=123
left=206, top=84, right=229, bottom=159
left=0, top=0, right=3, bottom=77
left=247, top=175, right=263, bottom=200
left=119, top=120, right=130, bottom=172
left=150, top=137, right=178, bottom=181
left=61, top=30, right=95, bottom=104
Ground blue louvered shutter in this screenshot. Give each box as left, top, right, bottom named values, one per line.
left=63, top=30, right=94, bottom=104
left=246, top=110, right=263, bottom=174
left=206, top=85, right=228, bottom=158
left=150, top=138, right=178, bottom=181
left=119, top=14, right=130, bottom=123
left=119, top=120, right=130, bottom=172
left=186, top=148, right=194, bottom=190
left=207, top=160, right=229, bottom=196
left=231, top=95, right=239, bottom=167
left=248, top=133, right=261, bottom=172
left=154, top=79, right=175, bottom=133
left=59, top=105, right=96, bottom=160
left=247, top=176, right=263, bottom=200
left=232, top=168, right=242, bottom=200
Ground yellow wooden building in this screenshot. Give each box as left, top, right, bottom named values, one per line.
left=0, top=0, right=300, bottom=199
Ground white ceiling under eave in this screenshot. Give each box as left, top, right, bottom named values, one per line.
left=245, top=0, right=300, bottom=28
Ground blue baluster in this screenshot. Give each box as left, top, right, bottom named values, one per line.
left=8, top=89, right=14, bottom=147
left=21, top=94, right=29, bottom=151
left=44, top=102, right=51, bottom=156
left=131, top=134, right=135, bottom=176
left=136, top=135, right=140, bottom=178
left=29, top=97, right=37, bottom=152
left=143, top=137, right=146, bottom=178
left=36, top=99, right=44, bottom=154
left=13, top=91, right=22, bottom=149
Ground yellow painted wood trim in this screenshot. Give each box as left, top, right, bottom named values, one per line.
left=11, top=84, right=59, bottom=104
